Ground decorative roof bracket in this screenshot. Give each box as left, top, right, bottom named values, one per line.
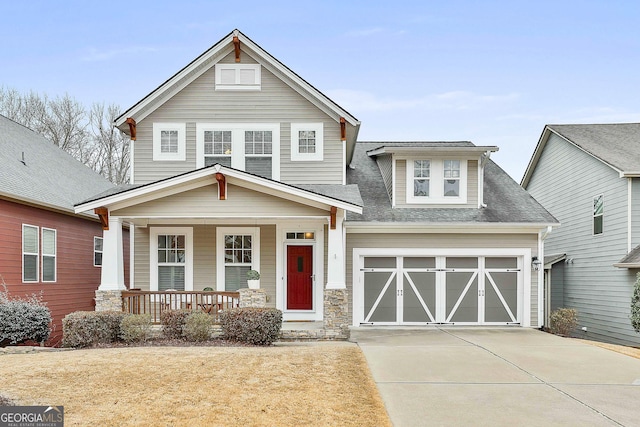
left=340, top=117, right=346, bottom=141
left=94, top=207, right=109, bottom=230
left=330, top=206, right=337, bottom=229
left=215, top=172, right=226, bottom=200
left=233, top=35, right=241, bottom=62
left=125, top=118, right=137, bottom=141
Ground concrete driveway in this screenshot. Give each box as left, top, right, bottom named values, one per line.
left=350, top=328, right=640, bottom=427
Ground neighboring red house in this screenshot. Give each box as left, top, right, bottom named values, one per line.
left=0, top=115, right=129, bottom=346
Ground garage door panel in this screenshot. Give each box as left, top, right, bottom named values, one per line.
left=446, top=272, right=479, bottom=323
left=485, top=271, right=518, bottom=322
left=403, top=271, right=436, bottom=322
left=364, top=271, right=397, bottom=322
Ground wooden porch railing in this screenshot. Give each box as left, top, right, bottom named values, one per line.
left=121, top=290, right=240, bottom=324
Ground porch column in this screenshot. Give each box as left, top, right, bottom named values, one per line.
left=326, top=209, right=346, bottom=289
left=100, top=215, right=126, bottom=291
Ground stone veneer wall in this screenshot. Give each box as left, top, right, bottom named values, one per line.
left=238, top=288, right=267, bottom=308
left=94, top=290, right=122, bottom=312
left=323, top=289, right=349, bottom=340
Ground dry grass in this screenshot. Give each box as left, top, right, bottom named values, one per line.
left=0, top=344, right=391, bottom=426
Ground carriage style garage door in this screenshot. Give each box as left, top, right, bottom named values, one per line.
left=359, top=255, right=522, bottom=325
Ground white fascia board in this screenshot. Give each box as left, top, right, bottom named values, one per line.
left=345, top=222, right=558, bottom=234
left=367, top=146, right=499, bottom=157
left=75, top=165, right=362, bottom=215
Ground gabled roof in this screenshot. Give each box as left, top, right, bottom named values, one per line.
left=522, top=123, right=640, bottom=187
left=347, top=141, right=558, bottom=226
left=0, top=114, right=115, bottom=214
left=115, top=29, right=359, bottom=130
left=75, top=163, right=363, bottom=215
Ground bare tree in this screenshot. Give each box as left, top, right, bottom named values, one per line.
left=0, top=87, right=130, bottom=184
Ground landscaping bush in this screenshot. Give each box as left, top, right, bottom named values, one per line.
left=220, top=307, right=282, bottom=345
left=62, top=311, right=126, bottom=348
left=631, top=272, right=640, bottom=333
left=0, top=285, right=51, bottom=347
left=160, top=309, right=192, bottom=339
left=549, top=308, right=578, bottom=336
left=120, top=314, right=153, bottom=343
left=183, top=312, right=213, bottom=342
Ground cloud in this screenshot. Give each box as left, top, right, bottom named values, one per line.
left=345, top=27, right=386, bottom=37
left=326, top=89, right=520, bottom=113
left=82, top=46, right=159, bottom=62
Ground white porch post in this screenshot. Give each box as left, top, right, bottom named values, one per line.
left=100, top=215, right=126, bottom=290
left=326, top=209, right=346, bottom=289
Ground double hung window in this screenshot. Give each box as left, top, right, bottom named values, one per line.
left=41, top=228, right=56, bottom=282
left=22, top=225, right=39, bottom=282
left=150, top=227, right=193, bottom=292
left=593, top=194, right=604, bottom=235
left=204, top=130, right=232, bottom=167
left=94, top=237, right=103, bottom=267
left=216, top=227, right=260, bottom=292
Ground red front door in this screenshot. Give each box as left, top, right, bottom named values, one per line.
left=287, top=245, right=313, bottom=310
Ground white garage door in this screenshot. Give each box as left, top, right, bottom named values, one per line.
left=361, top=256, right=521, bottom=325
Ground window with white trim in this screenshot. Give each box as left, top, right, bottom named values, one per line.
left=150, top=227, right=193, bottom=291
left=22, top=224, right=39, bottom=282
left=94, top=237, right=103, bottom=267
left=291, top=123, right=323, bottom=161
left=197, top=124, right=280, bottom=180
left=153, top=123, right=186, bottom=161
left=216, top=227, right=260, bottom=292
left=593, top=194, right=604, bottom=235
left=406, top=158, right=467, bottom=204
left=215, top=64, right=261, bottom=90
left=41, top=228, right=56, bottom=282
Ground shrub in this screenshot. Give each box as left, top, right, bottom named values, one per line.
left=0, top=284, right=51, bottom=347
left=631, top=273, right=640, bottom=333
left=160, top=309, right=192, bottom=339
left=549, top=308, right=578, bottom=336
left=220, top=307, right=282, bottom=345
left=120, top=314, right=153, bottom=343
left=62, top=311, right=126, bottom=348
left=183, top=312, right=213, bottom=342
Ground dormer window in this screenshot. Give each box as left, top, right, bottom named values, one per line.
left=406, top=158, right=467, bottom=204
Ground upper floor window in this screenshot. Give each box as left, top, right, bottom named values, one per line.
left=215, top=64, right=261, bottom=91
left=593, top=194, right=603, bottom=235
left=406, top=158, right=467, bottom=204
left=197, top=123, right=280, bottom=180
left=153, top=123, right=186, bottom=161
left=291, top=123, right=324, bottom=161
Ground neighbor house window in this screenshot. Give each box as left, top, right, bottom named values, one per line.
left=593, top=194, right=604, bottom=235
left=22, top=224, right=39, bottom=283
left=215, top=64, right=261, bottom=90
left=41, top=228, right=56, bottom=282
left=290, top=123, right=324, bottom=161
left=150, top=227, right=193, bottom=292
left=153, top=123, right=186, bottom=161
left=216, top=227, right=260, bottom=292
left=406, top=158, right=467, bottom=204
left=197, top=124, right=280, bottom=179
left=94, top=237, right=103, bottom=267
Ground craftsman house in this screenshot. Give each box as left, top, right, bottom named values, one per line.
left=523, top=124, right=640, bottom=345
left=0, top=114, right=129, bottom=345
left=75, top=30, right=557, bottom=334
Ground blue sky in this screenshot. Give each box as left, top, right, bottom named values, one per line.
left=2, top=0, right=639, bottom=181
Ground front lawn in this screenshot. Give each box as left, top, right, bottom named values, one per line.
left=0, top=344, right=390, bottom=426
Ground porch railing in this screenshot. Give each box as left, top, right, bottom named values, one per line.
left=121, top=290, right=240, bottom=324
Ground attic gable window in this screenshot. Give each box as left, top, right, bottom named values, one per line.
left=593, top=194, right=604, bottom=235
left=215, top=64, right=261, bottom=91
left=290, top=123, right=323, bottom=161
left=153, top=123, right=186, bottom=161
left=406, top=158, right=467, bottom=204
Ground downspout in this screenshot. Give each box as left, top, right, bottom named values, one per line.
left=537, top=225, right=553, bottom=328
left=479, top=151, right=491, bottom=208
left=628, top=178, right=632, bottom=253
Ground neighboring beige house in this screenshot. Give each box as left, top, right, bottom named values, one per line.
left=75, top=29, right=557, bottom=332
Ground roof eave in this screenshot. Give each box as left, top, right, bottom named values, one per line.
left=367, top=145, right=499, bottom=157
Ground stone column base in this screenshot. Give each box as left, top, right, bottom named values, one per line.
left=323, top=288, right=350, bottom=340
left=95, top=290, right=123, bottom=312
left=239, top=288, right=267, bottom=308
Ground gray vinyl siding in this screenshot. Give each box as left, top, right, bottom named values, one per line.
left=133, top=51, right=343, bottom=185
left=395, top=159, right=479, bottom=208
left=112, top=184, right=328, bottom=218
left=550, top=262, right=564, bottom=311
left=131, top=224, right=276, bottom=307
left=377, top=155, right=393, bottom=202
left=526, top=133, right=638, bottom=345
left=345, top=232, right=540, bottom=327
